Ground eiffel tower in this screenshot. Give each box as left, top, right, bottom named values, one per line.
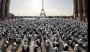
left=40, top=0, right=46, bottom=17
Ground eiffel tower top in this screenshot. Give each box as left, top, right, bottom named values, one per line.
left=42, top=0, right=44, bottom=9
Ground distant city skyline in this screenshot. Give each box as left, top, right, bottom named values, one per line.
left=10, top=0, right=73, bottom=16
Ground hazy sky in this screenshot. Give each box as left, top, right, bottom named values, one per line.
left=10, top=0, right=73, bottom=16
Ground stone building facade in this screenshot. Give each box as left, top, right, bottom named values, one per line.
left=73, top=0, right=88, bottom=21
left=0, top=0, right=10, bottom=20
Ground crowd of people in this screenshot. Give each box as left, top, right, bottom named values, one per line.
left=0, top=17, right=88, bottom=52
